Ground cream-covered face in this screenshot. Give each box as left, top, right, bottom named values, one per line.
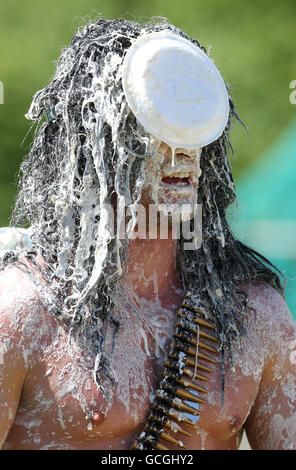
left=141, top=140, right=202, bottom=222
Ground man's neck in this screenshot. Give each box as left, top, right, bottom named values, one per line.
left=121, top=235, right=182, bottom=301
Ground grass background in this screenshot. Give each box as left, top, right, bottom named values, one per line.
left=0, top=0, right=295, bottom=225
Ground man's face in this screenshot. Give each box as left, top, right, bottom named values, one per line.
left=141, top=140, right=202, bottom=222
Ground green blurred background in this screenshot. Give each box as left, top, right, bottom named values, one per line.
left=0, top=0, right=295, bottom=315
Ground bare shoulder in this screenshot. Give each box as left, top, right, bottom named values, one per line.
left=0, top=264, right=50, bottom=369
left=238, top=280, right=296, bottom=351
left=0, top=262, right=40, bottom=300
left=0, top=264, right=47, bottom=448
left=0, top=264, right=41, bottom=326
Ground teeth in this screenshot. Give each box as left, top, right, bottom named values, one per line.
left=162, top=172, right=190, bottom=178
left=174, top=181, right=188, bottom=186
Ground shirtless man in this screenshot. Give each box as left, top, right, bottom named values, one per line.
left=0, top=18, right=296, bottom=451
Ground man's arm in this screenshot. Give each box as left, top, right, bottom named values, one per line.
left=0, top=267, right=31, bottom=448
left=245, top=285, right=296, bottom=450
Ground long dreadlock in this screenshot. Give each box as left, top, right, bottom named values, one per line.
left=1, top=17, right=284, bottom=401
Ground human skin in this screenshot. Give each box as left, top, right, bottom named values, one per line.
left=141, top=141, right=201, bottom=219
left=0, top=149, right=296, bottom=450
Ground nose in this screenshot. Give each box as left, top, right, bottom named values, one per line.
left=159, top=142, right=198, bottom=168
left=159, top=142, right=198, bottom=159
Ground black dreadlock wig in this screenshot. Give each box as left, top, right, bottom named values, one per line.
left=2, top=17, right=284, bottom=401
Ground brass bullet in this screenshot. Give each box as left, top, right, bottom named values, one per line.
left=174, top=341, right=217, bottom=364
left=182, top=301, right=207, bottom=317
left=175, top=330, right=219, bottom=353
left=178, top=309, right=214, bottom=330
left=163, top=419, right=192, bottom=437
left=155, top=442, right=169, bottom=450
left=167, top=408, right=196, bottom=426
left=163, top=384, right=206, bottom=404
left=182, top=366, right=209, bottom=382
left=184, top=357, right=214, bottom=373
left=199, top=330, right=219, bottom=343
left=171, top=398, right=200, bottom=415
left=159, top=431, right=186, bottom=448
left=176, top=377, right=208, bottom=394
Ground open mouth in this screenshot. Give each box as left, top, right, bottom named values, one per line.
left=161, top=176, right=191, bottom=186
left=161, top=175, right=192, bottom=187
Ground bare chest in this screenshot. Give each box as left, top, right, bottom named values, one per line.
left=5, top=299, right=263, bottom=450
